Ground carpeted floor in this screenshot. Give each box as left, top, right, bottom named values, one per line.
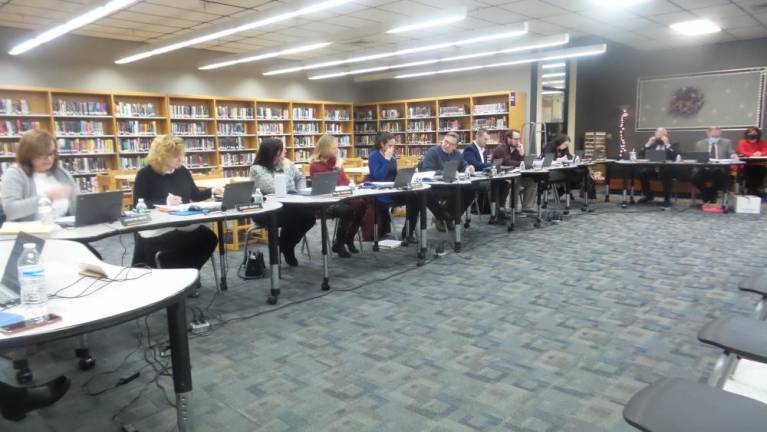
left=3, top=199, right=766, bottom=432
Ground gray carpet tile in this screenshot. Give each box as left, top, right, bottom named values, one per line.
left=2, top=200, right=765, bottom=431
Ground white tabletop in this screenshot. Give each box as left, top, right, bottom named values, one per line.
left=50, top=200, right=283, bottom=242
left=269, top=184, right=432, bottom=205
left=0, top=240, right=198, bottom=347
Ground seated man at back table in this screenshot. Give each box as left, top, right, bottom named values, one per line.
left=638, top=127, right=678, bottom=208
left=421, top=131, right=475, bottom=232
left=491, top=129, right=537, bottom=213
left=692, top=126, right=736, bottom=203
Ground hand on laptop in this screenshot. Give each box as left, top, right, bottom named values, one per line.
left=46, top=184, right=71, bottom=201
left=212, top=186, right=224, bottom=196
left=166, top=193, right=183, bottom=206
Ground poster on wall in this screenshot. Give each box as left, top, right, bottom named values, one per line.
left=636, top=67, right=766, bottom=131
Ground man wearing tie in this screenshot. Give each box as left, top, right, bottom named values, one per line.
left=692, top=126, right=735, bottom=203
left=638, top=127, right=678, bottom=208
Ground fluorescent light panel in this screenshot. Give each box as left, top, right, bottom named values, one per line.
left=115, top=0, right=353, bottom=64
left=386, top=12, right=466, bottom=34
left=542, top=62, right=565, bottom=69
left=542, top=72, right=566, bottom=78
left=308, top=33, right=569, bottom=80
left=200, top=42, right=331, bottom=70
left=394, top=44, right=607, bottom=79
left=264, top=22, right=529, bottom=76
left=542, top=90, right=563, bottom=95
left=670, top=19, right=721, bottom=36
left=9, top=0, right=137, bottom=55
left=592, top=0, right=648, bottom=6
left=542, top=80, right=565, bottom=85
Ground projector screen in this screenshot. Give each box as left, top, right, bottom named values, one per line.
left=636, top=68, right=766, bottom=131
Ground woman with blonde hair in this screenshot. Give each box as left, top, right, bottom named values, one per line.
left=132, top=134, right=221, bottom=272
left=309, top=134, right=368, bottom=258
left=1, top=129, right=77, bottom=221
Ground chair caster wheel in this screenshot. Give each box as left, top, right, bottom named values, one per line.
left=621, top=203, right=628, bottom=209
left=581, top=206, right=588, bottom=212
left=463, top=222, right=470, bottom=229
left=534, top=221, right=541, bottom=228
left=267, top=296, right=278, bottom=305
left=372, top=245, right=380, bottom=252
left=563, top=210, right=570, bottom=216
left=321, top=281, right=330, bottom=291
left=507, top=226, right=514, bottom=232
left=78, top=357, right=96, bottom=371
left=16, top=369, right=33, bottom=385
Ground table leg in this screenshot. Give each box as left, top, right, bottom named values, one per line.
left=454, top=185, right=462, bottom=252
left=489, top=180, right=497, bottom=225
left=167, top=299, right=193, bottom=432
left=418, top=191, right=427, bottom=266
left=629, top=167, right=636, bottom=204
left=215, top=221, right=228, bottom=291
left=564, top=182, right=571, bottom=215
left=320, top=210, right=330, bottom=291
left=267, top=212, right=280, bottom=305
left=372, top=199, right=380, bottom=252
left=508, top=178, right=515, bottom=232
left=583, top=167, right=592, bottom=212
left=535, top=179, right=543, bottom=228
left=604, top=164, right=611, bottom=202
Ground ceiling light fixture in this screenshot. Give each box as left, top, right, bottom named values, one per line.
left=542, top=80, right=565, bottom=85
left=264, top=22, right=529, bottom=76
left=542, top=62, right=566, bottom=69
left=9, top=0, right=138, bottom=55
left=394, top=44, right=606, bottom=79
left=386, top=12, right=467, bottom=34
left=670, top=19, right=721, bottom=36
left=542, top=90, right=564, bottom=95
left=114, top=0, right=353, bottom=64
left=199, top=42, right=332, bottom=70
left=308, top=34, right=568, bottom=80
left=542, top=72, right=566, bottom=78
left=592, top=0, right=648, bottom=6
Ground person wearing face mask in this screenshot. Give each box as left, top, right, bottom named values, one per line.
left=737, top=127, right=767, bottom=196
left=131, top=135, right=222, bottom=271
left=692, top=127, right=735, bottom=203
left=638, top=127, right=678, bottom=208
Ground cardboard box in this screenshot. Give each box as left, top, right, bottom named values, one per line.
left=736, top=195, right=762, bottom=214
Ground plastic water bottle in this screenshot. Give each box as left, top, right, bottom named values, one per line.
left=18, top=244, right=47, bottom=322
left=38, top=196, right=53, bottom=224
left=252, top=188, right=264, bottom=207
left=348, top=179, right=356, bottom=193
left=135, top=198, right=148, bottom=214
left=630, top=150, right=637, bottom=161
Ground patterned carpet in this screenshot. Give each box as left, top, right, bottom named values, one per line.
left=2, top=199, right=765, bottom=432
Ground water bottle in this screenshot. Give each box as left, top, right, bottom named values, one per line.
left=519, top=161, right=526, bottom=170
left=18, top=244, right=47, bottom=322
left=629, top=150, right=637, bottom=161
left=135, top=198, right=148, bottom=214
left=252, top=188, right=264, bottom=207
left=676, top=154, right=682, bottom=162
left=491, top=164, right=497, bottom=177
left=348, top=179, right=356, bottom=193
left=38, top=196, right=53, bottom=224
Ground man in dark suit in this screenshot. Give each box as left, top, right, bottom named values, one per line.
left=638, top=127, right=678, bottom=208
left=463, top=128, right=492, bottom=170
left=692, top=126, right=736, bottom=203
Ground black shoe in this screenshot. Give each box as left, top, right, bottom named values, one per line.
left=0, top=376, right=71, bottom=421
left=433, top=219, right=447, bottom=232
left=282, top=248, right=298, bottom=266
left=637, top=197, right=654, bottom=204
left=446, top=220, right=455, bottom=231
left=331, top=242, right=351, bottom=258
left=346, top=242, right=360, bottom=254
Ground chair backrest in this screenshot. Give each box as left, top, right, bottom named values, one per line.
left=345, top=157, right=364, bottom=168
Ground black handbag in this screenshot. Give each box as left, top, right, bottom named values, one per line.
left=238, top=249, right=266, bottom=279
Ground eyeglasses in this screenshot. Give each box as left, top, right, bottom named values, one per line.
left=36, top=152, right=55, bottom=160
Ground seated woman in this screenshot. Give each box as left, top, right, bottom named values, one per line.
left=367, top=132, right=419, bottom=243
left=132, top=134, right=221, bottom=270
left=737, top=127, right=767, bottom=196
left=250, top=138, right=315, bottom=266
left=544, top=135, right=595, bottom=199
left=309, top=134, right=369, bottom=258
left=1, top=129, right=77, bottom=222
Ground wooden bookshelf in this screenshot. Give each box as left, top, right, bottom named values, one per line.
left=169, top=95, right=216, bottom=173
left=256, top=99, right=291, bottom=162
left=353, top=104, right=377, bottom=159
left=113, top=92, right=168, bottom=173
left=291, top=101, right=322, bottom=163
left=439, top=96, right=471, bottom=146
left=215, top=98, right=257, bottom=178
left=379, top=102, right=406, bottom=148
left=323, top=102, right=353, bottom=160
left=0, top=88, right=53, bottom=178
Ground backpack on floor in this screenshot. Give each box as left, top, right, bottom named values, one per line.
left=238, top=246, right=266, bottom=280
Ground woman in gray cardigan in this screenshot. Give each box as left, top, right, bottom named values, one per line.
left=250, top=138, right=314, bottom=266
left=2, top=129, right=77, bottom=222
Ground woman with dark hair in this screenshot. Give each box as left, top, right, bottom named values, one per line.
left=737, top=127, right=767, bottom=195
left=250, top=138, right=315, bottom=266
left=367, top=132, right=419, bottom=242
left=545, top=134, right=574, bottom=160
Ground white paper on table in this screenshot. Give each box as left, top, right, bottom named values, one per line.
left=154, top=201, right=221, bottom=212
left=413, top=171, right=436, bottom=182
left=0, top=221, right=59, bottom=235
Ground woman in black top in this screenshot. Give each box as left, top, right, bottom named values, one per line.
left=132, top=135, right=221, bottom=270
left=546, top=135, right=595, bottom=199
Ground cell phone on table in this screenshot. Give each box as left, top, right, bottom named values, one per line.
left=0, top=313, right=62, bottom=334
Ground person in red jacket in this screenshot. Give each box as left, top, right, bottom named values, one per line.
left=309, top=134, right=369, bottom=257
left=737, top=127, right=767, bottom=196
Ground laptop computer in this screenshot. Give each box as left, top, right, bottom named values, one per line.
left=523, top=155, right=536, bottom=168
left=299, top=171, right=339, bottom=196
left=543, top=153, right=555, bottom=167
left=0, top=233, right=45, bottom=307
left=574, top=150, right=585, bottom=159
left=74, top=191, right=123, bottom=227
left=441, top=160, right=459, bottom=183
left=393, top=168, right=415, bottom=189
left=685, top=152, right=710, bottom=163
left=647, top=149, right=667, bottom=162
left=221, top=181, right=255, bottom=210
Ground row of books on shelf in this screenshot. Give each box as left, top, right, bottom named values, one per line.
left=224, top=167, right=250, bottom=177
left=261, top=136, right=285, bottom=145
left=0, top=142, right=16, bottom=155
left=116, top=102, right=159, bottom=118
left=171, top=104, right=209, bottom=118
left=258, top=123, right=284, bottom=134
left=473, top=117, right=507, bottom=129
left=257, top=106, right=289, bottom=120
left=355, top=124, right=376, bottom=133
left=356, top=135, right=374, bottom=146
left=326, top=123, right=346, bottom=133
left=473, top=103, right=507, bottom=115
left=408, top=134, right=435, bottom=145
left=440, top=119, right=464, bottom=130
left=221, top=153, right=254, bottom=166
left=219, top=137, right=250, bottom=150
left=293, top=123, right=320, bottom=134
left=381, top=123, right=402, bottom=133
left=180, top=138, right=215, bottom=151
left=119, top=156, right=146, bottom=170
left=355, top=110, right=376, bottom=121
left=118, top=120, right=158, bottom=136
left=408, top=106, right=433, bottom=118
left=295, top=136, right=315, bottom=148
left=76, top=176, right=96, bottom=193
left=324, top=109, right=350, bottom=121
left=218, top=123, right=248, bottom=135
left=120, top=138, right=152, bottom=153
left=217, top=106, right=253, bottom=120
left=171, top=122, right=207, bottom=135
left=381, top=109, right=402, bottom=119
left=293, top=107, right=318, bottom=120
left=0, top=120, right=43, bottom=136
left=408, top=120, right=434, bottom=132
left=53, top=99, right=108, bottom=116
left=0, top=98, right=31, bottom=115
left=439, top=106, right=467, bottom=116
left=55, top=120, right=107, bottom=136
left=58, top=138, right=114, bottom=154
left=185, top=154, right=210, bottom=168
left=61, top=157, right=107, bottom=174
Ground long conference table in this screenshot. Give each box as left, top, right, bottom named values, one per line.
left=0, top=240, right=199, bottom=431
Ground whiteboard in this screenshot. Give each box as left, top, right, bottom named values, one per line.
left=636, top=68, right=766, bottom=131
